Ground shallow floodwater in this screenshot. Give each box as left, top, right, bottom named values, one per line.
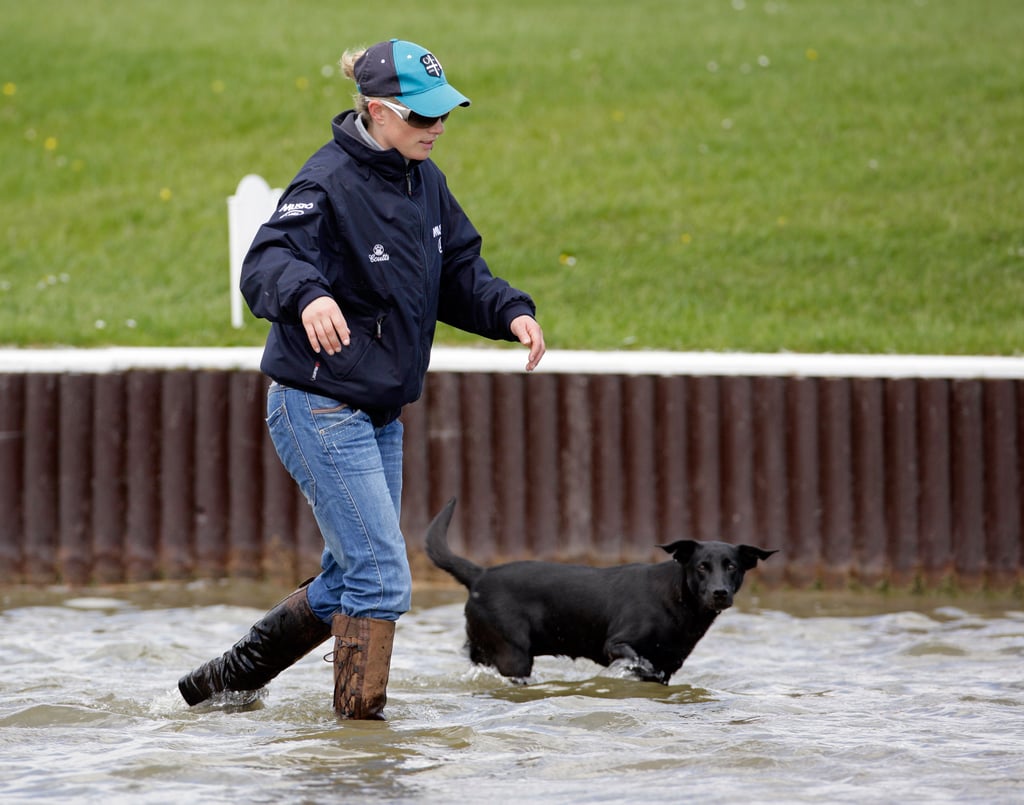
left=1, top=582, right=1022, bottom=804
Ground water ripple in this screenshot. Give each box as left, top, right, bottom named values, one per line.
left=1, top=586, right=1022, bottom=803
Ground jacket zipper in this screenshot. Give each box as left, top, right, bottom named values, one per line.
left=402, top=164, right=430, bottom=381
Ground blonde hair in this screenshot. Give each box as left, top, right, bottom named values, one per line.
left=339, top=48, right=368, bottom=114
left=340, top=47, right=398, bottom=118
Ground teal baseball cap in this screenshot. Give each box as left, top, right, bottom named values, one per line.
left=355, top=39, right=471, bottom=117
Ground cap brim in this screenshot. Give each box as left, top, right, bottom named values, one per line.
left=397, top=83, right=471, bottom=117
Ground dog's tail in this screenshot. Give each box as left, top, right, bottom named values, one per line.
left=424, top=497, right=484, bottom=589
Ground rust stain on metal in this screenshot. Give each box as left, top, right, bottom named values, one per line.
left=0, top=369, right=1021, bottom=591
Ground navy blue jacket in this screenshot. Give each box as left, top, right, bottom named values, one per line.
left=241, top=111, right=536, bottom=423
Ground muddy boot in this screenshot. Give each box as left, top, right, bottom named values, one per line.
left=178, top=579, right=332, bottom=706
left=331, top=614, right=396, bottom=720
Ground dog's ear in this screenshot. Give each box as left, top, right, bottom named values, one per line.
left=659, top=540, right=700, bottom=564
left=737, top=545, right=777, bottom=571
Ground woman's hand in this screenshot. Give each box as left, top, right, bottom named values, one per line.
left=510, top=315, right=546, bottom=372
left=301, top=296, right=350, bottom=355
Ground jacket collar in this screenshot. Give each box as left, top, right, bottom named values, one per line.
left=332, top=110, right=421, bottom=182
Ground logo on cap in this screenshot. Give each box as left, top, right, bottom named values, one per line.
left=420, top=54, right=443, bottom=78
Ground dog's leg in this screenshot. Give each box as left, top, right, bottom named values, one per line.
left=487, top=644, right=533, bottom=681
left=466, top=612, right=534, bottom=681
left=604, top=640, right=668, bottom=684
left=469, top=636, right=533, bottom=680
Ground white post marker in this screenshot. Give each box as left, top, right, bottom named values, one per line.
left=227, top=175, right=281, bottom=328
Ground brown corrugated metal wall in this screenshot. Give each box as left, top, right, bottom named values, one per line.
left=0, top=368, right=1021, bottom=590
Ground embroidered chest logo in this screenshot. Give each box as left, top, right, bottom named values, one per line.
left=369, top=244, right=391, bottom=263
left=420, top=54, right=443, bottom=77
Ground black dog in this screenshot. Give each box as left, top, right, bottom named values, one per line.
left=425, top=498, right=776, bottom=684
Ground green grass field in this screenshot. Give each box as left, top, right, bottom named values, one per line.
left=2, top=0, right=1022, bottom=354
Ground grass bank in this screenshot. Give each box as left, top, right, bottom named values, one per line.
left=2, top=0, right=1022, bottom=353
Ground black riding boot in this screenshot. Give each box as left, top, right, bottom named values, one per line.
left=178, top=579, right=332, bottom=706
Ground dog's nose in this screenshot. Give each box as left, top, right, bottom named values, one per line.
left=712, top=589, right=732, bottom=607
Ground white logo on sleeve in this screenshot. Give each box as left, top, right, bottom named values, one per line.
left=278, top=201, right=315, bottom=218
left=369, top=244, right=391, bottom=263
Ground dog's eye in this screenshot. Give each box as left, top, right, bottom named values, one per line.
left=725, top=561, right=737, bottom=572
left=697, top=562, right=711, bottom=574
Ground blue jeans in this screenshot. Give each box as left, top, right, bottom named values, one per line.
left=265, top=383, right=411, bottom=623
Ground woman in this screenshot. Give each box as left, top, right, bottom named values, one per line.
left=178, top=38, right=545, bottom=719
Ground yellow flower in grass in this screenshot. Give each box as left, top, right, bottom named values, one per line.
left=3, top=82, right=15, bottom=97
left=159, top=187, right=173, bottom=201
left=44, top=136, right=58, bottom=151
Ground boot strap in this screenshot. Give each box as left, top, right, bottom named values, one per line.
left=322, top=638, right=361, bottom=664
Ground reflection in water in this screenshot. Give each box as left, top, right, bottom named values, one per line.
left=1, top=584, right=1022, bottom=803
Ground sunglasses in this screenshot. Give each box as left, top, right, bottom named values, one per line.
left=377, top=99, right=449, bottom=129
